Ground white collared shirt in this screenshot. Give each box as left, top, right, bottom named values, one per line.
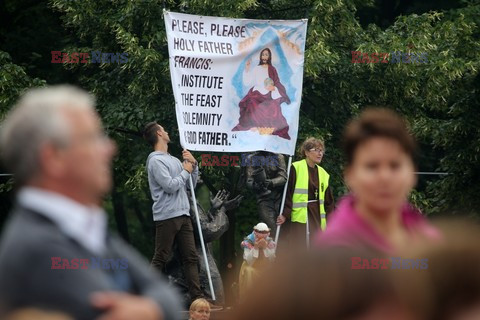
left=18, top=187, right=107, bottom=255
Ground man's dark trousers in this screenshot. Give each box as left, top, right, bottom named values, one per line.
left=152, top=215, right=203, bottom=300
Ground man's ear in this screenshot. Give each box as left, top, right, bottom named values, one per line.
left=38, top=143, right=66, bottom=178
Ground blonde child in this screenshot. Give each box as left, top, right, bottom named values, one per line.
left=239, top=223, right=276, bottom=298
left=189, top=298, right=211, bottom=320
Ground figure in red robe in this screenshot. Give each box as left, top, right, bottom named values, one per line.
left=232, top=48, right=291, bottom=140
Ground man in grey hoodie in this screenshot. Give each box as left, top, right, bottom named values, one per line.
left=143, top=122, right=203, bottom=305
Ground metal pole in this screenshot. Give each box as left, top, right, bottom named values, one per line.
left=306, top=213, right=310, bottom=250
left=274, top=155, right=293, bottom=246
left=188, top=176, right=216, bottom=301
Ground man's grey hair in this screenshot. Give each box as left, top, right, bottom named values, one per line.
left=0, top=85, right=95, bottom=185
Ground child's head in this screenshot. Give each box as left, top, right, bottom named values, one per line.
left=299, top=137, right=325, bottom=165
left=189, top=298, right=210, bottom=320
left=264, top=77, right=274, bottom=87
left=253, top=222, right=270, bottom=239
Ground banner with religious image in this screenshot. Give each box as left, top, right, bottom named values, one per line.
left=164, top=11, right=307, bottom=156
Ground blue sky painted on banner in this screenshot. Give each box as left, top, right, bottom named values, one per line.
left=231, top=23, right=304, bottom=101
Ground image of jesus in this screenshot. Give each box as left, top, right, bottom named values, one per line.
left=232, top=48, right=291, bottom=140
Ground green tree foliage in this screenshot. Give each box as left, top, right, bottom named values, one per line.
left=0, top=51, right=46, bottom=118
left=0, top=50, right=45, bottom=228
left=1, top=0, right=479, bottom=254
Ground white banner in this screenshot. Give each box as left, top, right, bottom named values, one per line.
left=164, top=11, right=307, bottom=156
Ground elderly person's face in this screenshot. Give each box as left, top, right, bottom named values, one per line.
left=254, top=230, right=269, bottom=239
left=55, top=108, right=116, bottom=203
left=305, top=145, right=324, bottom=164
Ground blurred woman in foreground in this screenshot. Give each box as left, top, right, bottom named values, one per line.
left=316, top=108, right=439, bottom=254
left=232, top=247, right=418, bottom=320
left=394, top=220, right=480, bottom=320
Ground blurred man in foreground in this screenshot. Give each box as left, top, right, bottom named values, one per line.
left=0, top=85, right=181, bottom=320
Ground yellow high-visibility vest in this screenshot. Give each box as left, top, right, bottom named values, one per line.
left=291, top=159, right=330, bottom=231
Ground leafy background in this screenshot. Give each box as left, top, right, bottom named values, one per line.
left=1, top=0, right=479, bottom=305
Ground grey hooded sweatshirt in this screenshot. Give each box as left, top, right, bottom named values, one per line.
left=146, top=151, right=198, bottom=221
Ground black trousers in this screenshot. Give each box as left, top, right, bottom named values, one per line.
left=151, top=215, right=203, bottom=300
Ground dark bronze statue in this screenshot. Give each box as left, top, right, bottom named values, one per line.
left=242, top=151, right=287, bottom=234
left=165, top=186, right=242, bottom=306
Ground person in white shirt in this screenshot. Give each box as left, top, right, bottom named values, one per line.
left=0, top=85, right=180, bottom=320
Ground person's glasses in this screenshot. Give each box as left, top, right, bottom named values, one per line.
left=309, top=148, right=325, bottom=155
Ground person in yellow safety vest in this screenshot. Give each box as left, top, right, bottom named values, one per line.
left=277, top=137, right=334, bottom=248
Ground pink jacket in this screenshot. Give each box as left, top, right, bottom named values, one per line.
left=315, top=195, right=440, bottom=254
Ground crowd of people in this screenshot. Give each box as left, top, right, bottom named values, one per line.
left=0, top=85, right=478, bottom=320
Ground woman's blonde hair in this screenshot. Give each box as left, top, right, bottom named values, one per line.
left=189, top=298, right=210, bottom=313
left=299, top=137, right=325, bottom=158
